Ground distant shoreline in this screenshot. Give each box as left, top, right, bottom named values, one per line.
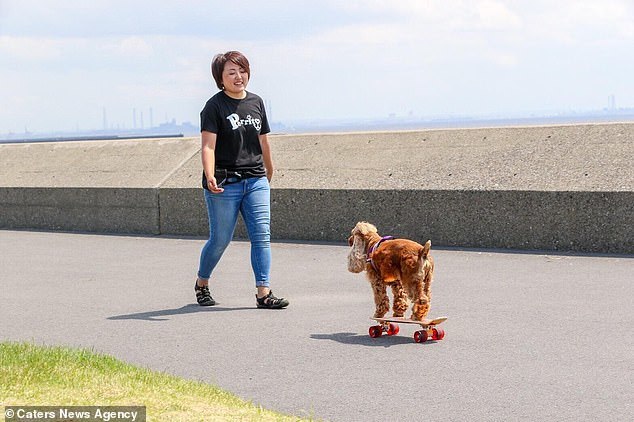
left=0, top=133, right=184, bottom=144
left=274, top=112, right=634, bottom=134
left=3, top=110, right=634, bottom=143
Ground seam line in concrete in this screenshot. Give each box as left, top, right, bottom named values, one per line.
left=154, top=147, right=200, bottom=235
left=154, top=147, right=200, bottom=189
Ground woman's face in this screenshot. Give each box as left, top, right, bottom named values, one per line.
left=222, top=62, right=249, bottom=98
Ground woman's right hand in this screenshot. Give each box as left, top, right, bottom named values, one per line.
left=207, top=177, right=224, bottom=193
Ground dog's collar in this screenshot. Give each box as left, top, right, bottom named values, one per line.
left=366, top=236, right=394, bottom=271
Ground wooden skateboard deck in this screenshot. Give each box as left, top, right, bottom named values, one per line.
left=369, top=316, right=448, bottom=343
left=372, top=316, right=447, bottom=327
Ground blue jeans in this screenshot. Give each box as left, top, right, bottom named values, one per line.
left=197, top=176, right=271, bottom=288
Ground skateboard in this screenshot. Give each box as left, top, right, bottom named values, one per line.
left=369, top=316, right=447, bottom=343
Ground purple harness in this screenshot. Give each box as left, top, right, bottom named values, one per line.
left=366, top=236, right=394, bottom=271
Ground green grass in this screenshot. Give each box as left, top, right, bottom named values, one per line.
left=0, top=342, right=311, bottom=421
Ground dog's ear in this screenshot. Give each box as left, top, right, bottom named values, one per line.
left=348, top=235, right=354, bottom=246
left=420, top=240, right=431, bottom=258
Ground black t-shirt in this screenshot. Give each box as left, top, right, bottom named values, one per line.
left=200, top=91, right=271, bottom=189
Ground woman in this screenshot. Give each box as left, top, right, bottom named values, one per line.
left=195, top=51, right=288, bottom=309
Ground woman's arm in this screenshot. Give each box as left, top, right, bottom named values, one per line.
left=259, top=133, right=274, bottom=182
left=201, top=131, right=223, bottom=193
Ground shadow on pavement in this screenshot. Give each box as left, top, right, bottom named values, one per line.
left=310, top=332, right=435, bottom=347
left=108, top=304, right=254, bottom=321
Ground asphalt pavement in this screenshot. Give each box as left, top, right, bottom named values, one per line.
left=1, top=230, right=632, bottom=421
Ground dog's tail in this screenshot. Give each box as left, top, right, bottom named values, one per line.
left=419, top=240, right=434, bottom=299
left=418, top=240, right=431, bottom=260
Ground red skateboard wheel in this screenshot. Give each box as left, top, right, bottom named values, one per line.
left=433, top=327, right=445, bottom=340
left=369, top=325, right=383, bottom=338
left=414, top=330, right=428, bottom=343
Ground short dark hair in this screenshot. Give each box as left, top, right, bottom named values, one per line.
left=211, top=51, right=251, bottom=90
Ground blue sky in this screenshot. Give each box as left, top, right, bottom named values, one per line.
left=1, top=0, right=633, bottom=133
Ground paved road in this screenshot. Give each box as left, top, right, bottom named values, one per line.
left=1, top=230, right=632, bottom=421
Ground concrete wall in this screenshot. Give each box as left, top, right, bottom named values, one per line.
left=0, top=187, right=159, bottom=233
left=1, top=123, right=633, bottom=253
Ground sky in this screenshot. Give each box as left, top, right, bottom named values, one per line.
left=1, top=0, right=634, bottom=134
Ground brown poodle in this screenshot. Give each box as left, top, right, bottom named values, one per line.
left=347, top=222, right=434, bottom=321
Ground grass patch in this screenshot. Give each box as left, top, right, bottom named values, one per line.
left=0, top=341, right=310, bottom=421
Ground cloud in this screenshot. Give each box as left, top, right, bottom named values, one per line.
left=0, top=36, right=63, bottom=60
left=104, top=36, right=154, bottom=58
left=475, top=0, right=522, bottom=30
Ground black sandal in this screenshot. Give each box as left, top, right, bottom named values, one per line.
left=195, top=281, right=216, bottom=306
left=256, top=291, right=289, bottom=309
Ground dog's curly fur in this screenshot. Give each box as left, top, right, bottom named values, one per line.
left=347, top=222, right=434, bottom=321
